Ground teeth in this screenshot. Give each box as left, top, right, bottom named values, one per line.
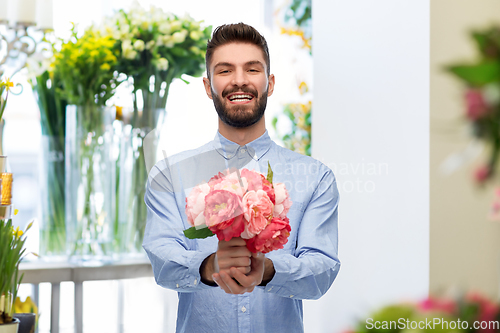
left=229, top=94, right=253, bottom=101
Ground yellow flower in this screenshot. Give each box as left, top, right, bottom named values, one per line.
left=14, top=209, right=18, bottom=215
left=14, top=296, right=38, bottom=321
left=12, top=226, right=23, bottom=238
left=100, top=63, right=111, bottom=71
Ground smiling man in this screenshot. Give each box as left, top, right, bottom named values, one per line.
left=143, top=23, right=341, bottom=333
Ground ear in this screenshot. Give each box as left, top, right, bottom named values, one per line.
left=267, top=74, right=275, bottom=97
left=203, top=77, right=213, bottom=100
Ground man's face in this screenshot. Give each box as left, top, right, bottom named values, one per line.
left=203, top=42, right=275, bottom=128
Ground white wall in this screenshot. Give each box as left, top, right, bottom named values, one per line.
left=310, top=1, right=430, bottom=332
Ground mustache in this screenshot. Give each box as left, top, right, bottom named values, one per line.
left=221, top=87, right=258, bottom=98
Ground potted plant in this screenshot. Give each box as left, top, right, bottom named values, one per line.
left=0, top=219, right=32, bottom=332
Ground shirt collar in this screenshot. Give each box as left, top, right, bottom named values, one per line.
left=212, top=130, right=272, bottom=161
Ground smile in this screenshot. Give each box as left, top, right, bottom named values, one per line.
left=227, top=93, right=254, bottom=104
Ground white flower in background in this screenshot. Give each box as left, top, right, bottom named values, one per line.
left=191, top=21, right=200, bottom=30
left=189, top=46, right=200, bottom=55
left=155, top=58, right=169, bottom=71
left=170, top=20, right=182, bottom=32
left=134, top=39, right=145, bottom=51
left=145, top=40, right=155, bottom=50
left=190, top=30, right=203, bottom=41
left=162, top=35, right=174, bottom=48
left=172, top=30, right=187, bottom=44
left=122, top=40, right=137, bottom=59
left=159, top=22, right=171, bottom=34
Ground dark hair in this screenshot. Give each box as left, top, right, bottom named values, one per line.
left=206, top=23, right=270, bottom=78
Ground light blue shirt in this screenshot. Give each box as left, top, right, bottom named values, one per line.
left=143, top=130, right=340, bottom=333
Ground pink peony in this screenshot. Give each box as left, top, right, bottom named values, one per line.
left=273, top=182, right=292, bottom=220
left=245, top=217, right=291, bottom=253
left=210, top=214, right=245, bottom=242
left=204, top=190, right=245, bottom=241
left=465, top=89, right=489, bottom=120
left=240, top=190, right=274, bottom=239
left=185, top=183, right=211, bottom=227
left=211, top=170, right=248, bottom=197
left=241, top=168, right=263, bottom=191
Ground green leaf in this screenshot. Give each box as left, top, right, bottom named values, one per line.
left=183, top=226, right=214, bottom=239
left=267, top=161, right=273, bottom=184
left=446, top=61, right=500, bottom=87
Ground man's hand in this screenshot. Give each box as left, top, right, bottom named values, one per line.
left=200, top=237, right=252, bottom=285
left=213, top=251, right=266, bottom=294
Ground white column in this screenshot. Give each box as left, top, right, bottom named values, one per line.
left=310, top=1, right=430, bottom=332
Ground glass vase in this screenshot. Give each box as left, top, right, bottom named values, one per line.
left=65, top=104, right=116, bottom=264
left=39, top=135, right=67, bottom=259
left=115, top=107, right=165, bottom=255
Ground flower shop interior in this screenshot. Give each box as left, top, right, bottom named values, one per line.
left=1, top=0, right=500, bottom=332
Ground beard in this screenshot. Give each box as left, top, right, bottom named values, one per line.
left=211, top=86, right=268, bottom=128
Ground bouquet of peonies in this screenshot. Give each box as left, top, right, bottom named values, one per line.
left=184, top=163, right=292, bottom=253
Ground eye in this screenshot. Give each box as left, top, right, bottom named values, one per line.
left=249, top=69, right=259, bottom=72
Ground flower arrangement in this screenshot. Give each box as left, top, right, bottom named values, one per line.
left=344, top=292, right=500, bottom=333
left=445, top=26, right=500, bottom=219
left=184, top=164, right=292, bottom=253
left=28, top=50, right=68, bottom=257
left=446, top=26, right=500, bottom=185
left=53, top=24, right=119, bottom=107
left=100, top=1, right=211, bottom=116
left=98, top=2, right=212, bottom=253
left=272, top=82, right=312, bottom=156
left=0, top=219, right=32, bottom=324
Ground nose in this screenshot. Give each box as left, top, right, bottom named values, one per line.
left=231, top=68, right=248, bottom=87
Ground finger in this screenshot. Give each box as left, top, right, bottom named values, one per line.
left=230, top=267, right=260, bottom=288
left=235, top=266, right=251, bottom=275
left=212, top=273, right=231, bottom=294
left=220, top=271, right=245, bottom=294
left=217, top=257, right=251, bottom=270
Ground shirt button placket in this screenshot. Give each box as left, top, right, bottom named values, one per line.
left=237, top=294, right=251, bottom=332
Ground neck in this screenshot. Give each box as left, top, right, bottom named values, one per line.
left=218, top=117, right=266, bottom=145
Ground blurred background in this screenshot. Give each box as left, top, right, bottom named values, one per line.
left=2, top=0, right=500, bottom=332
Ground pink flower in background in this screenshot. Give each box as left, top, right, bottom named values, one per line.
left=185, top=183, right=211, bottom=227
left=245, top=217, right=291, bottom=253
left=241, top=190, right=274, bottom=239
left=274, top=182, right=292, bottom=220
left=418, top=296, right=457, bottom=315
left=465, top=292, right=499, bottom=328
left=474, top=165, right=491, bottom=184
left=465, top=89, right=489, bottom=120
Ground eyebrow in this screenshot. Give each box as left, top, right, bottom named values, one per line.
left=213, top=61, right=265, bottom=70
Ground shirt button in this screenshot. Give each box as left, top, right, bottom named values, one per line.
left=240, top=149, right=246, bottom=153
left=289, top=295, right=294, bottom=298
left=176, top=284, right=179, bottom=288
left=268, top=286, right=273, bottom=291
left=227, top=154, right=232, bottom=158
left=194, top=279, right=198, bottom=285
left=241, top=306, right=247, bottom=313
